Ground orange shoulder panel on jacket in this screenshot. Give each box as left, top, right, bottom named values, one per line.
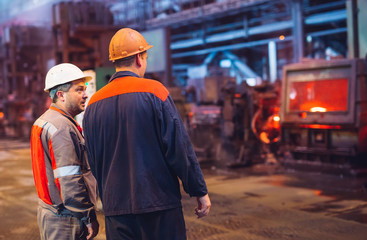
left=88, top=76, right=169, bottom=106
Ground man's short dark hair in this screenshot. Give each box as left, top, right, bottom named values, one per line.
left=49, top=82, right=72, bottom=103
left=113, top=51, right=147, bottom=68
left=113, top=54, right=136, bottom=68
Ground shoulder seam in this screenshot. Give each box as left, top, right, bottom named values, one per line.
left=88, top=76, right=169, bottom=105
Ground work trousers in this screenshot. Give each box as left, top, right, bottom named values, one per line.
left=37, top=204, right=87, bottom=240
left=105, top=207, right=187, bottom=240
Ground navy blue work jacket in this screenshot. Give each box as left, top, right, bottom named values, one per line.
left=83, top=71, right=208, bottom=216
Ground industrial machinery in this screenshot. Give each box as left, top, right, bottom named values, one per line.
left=280, top=58, right=367, bottom=175
left=0, top=25, right=53, bottom=138
left=52, top=1, right=116, bottom=69
left=185, top=71, right=281, bottom=165
left=250, top=82, right=281, bottom=164
left=184, top=75, right=230, bottom=162
left=0, top=1, right=117, bottom=138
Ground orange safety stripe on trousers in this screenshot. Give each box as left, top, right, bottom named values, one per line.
left=88, top=76, right=169, bottom=106
left=30, top=125, right=52, bottom=205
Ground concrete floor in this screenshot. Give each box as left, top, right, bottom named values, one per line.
left=1, top=139, right=367, bottom=239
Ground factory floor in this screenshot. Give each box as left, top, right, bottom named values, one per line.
left=1, top=138, right=367, bottom=240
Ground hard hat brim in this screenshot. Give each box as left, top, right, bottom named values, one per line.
left=110, top=44, right=153, bottom=62
left=44, top=76, right=93, bottom=92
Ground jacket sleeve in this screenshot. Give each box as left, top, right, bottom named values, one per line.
left=49, top=126, right=96, bottom=224
left=160, top=95, right=208, bottom=197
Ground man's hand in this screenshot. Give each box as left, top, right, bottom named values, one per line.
left=86, top=220, right=99, bottom=240
left=195, top=194, right=211, bottom=218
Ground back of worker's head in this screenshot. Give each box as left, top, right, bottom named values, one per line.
left=109, top=28, right=153, bottom=65
left=44, top=63, right=91, bottom=102
left=112, top=51, right=148, bottom=69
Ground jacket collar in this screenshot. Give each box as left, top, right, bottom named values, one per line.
left=49, top=103, right=83, bottom=135
left=109, top=71, right=140, bottom=83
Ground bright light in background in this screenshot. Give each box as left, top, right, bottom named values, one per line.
left=246, top=78, right=257, bottom=86
left=289, top=89, right=297, bottom=100
left=314, top=190, right=322, bottom=196
left=220, top=59, right=231, bottom=68
left=310, top=107, right=327, bottom=112
left=279, top=35, right=285, bottom=40
left=307, top=35, right=312, bottom=42
left=273, top=115, right=280, bottom=122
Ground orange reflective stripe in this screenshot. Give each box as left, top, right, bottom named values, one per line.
left=88, top=76, right=169, bottom=106
left=49, top=139, right=61, bottom=198
left=30, top=125, right=52, bottom=205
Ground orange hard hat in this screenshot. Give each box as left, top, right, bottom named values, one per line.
left=109, top=28, right=153, bottom=62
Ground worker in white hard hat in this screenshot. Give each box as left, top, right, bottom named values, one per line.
left=30, top=63, right=99, bottom=240
left=83, top=28, right=211, bottom=239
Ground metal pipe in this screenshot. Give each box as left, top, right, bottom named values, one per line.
left=172, top=36, right=292, bottom=58
left=351, top=0, right=359, bottom=58
left=305, top=9, right=346, bottom=25
left=171, top=20, right=292, bottom=50
left=307, top=27, right=347, bottom=38
left=171, top=9, right=346, bottom=50
left=292, top=0, right=304, bottom=63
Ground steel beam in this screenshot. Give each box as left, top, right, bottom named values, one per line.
left=223, top=51, right=259, bottom=78
left=292, top=0, right=304, bottom=63
left=307, top=27, right=347, bottom=38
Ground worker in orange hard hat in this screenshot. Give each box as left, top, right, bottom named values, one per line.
left=83, top=28, right=211, bottom=239
left=30, top=63, right=99, bottom=240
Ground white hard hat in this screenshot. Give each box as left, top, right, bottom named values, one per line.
left=44, top=63, right=92, bottom=92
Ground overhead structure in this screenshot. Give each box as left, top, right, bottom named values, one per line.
left=52, top=1, right=117, bottom=69
left=106, top=0, right=348, bottom=85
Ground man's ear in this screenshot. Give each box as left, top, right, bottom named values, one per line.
left=56, top=91, right=65, bottom=102
left=136, top=54, right=142, bottom=67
